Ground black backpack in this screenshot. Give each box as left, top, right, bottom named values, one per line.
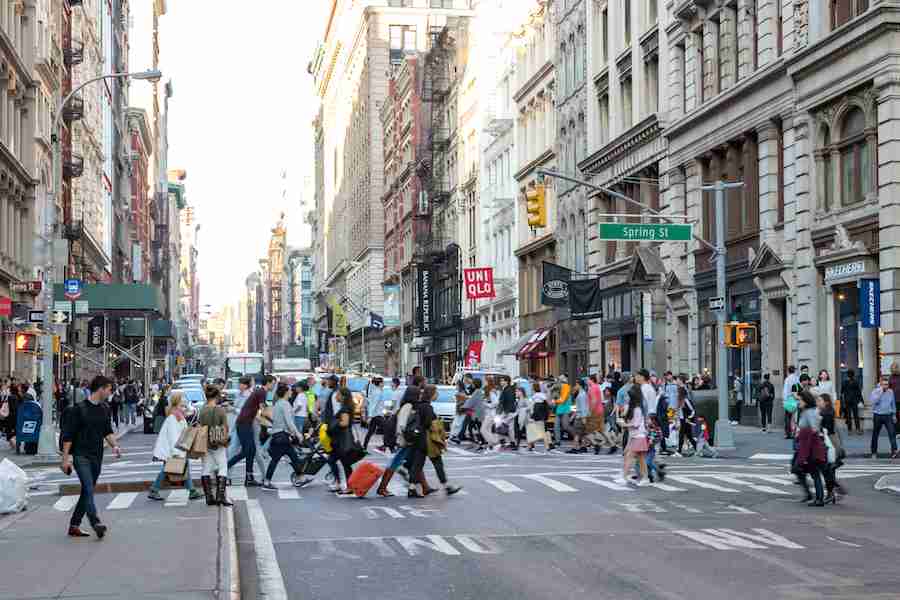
left=531, top=401, right=549, bottom=422
left=403, top=406, right=424, bottom=445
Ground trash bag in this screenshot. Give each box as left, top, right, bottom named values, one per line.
left=0, top=458, right=28, bottom=514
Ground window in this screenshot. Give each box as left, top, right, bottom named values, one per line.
left=389, top=25, right=416, bottom=65
left=574, top=34, right=582, bottom=85
left=601, top=7, right=609, bottom=63
left=776, top=122, right=785, bottom=222
left=430, top=0, right=452, bottom=7
left=621, top=78, right=633, bottom=129
left=648, top=0, right=658, bottom=26
left=645, top=56, right=659, bottom=114
left=728, top=3, right=739, bottom=84
left=831, top=0, right=869, bottom=30
left=599, top=94, right=610, bottom=145
left=839, top=107, right=872, bottom=206
left=624, top=0, right=631, bottom=46
left=696, top=30, right=705, bottom=103
left=560, top=44, right=568, bottom=95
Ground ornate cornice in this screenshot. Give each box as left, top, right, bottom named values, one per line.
left=578, top=114, right=661, bottom=174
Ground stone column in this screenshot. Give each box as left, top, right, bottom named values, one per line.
left=782, top=111, right=797, bottom=257
left=829, top=148, right=841, bottom=210
left=823, top=286, right=835, bottom=379
left=0, top=190, right=6, bottom=258
left=861, top=323, right=876, bottom=430
left=814, top=151, right=827, bottom=212
left=12, top=196, right=20, bottom=270
left=684, top=29, right=698, bottom=111
left=877, top=71, right=900, bottom=367
left=684, top=160, right=702, bottom=277
left=757, top=121, right=779, bottom=248
left=704, top=19, right=720, bottom=98
left=792, top=114, right=816, bottom=368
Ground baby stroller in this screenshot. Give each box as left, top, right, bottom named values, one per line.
left=290, top=436, right=334, bottom=488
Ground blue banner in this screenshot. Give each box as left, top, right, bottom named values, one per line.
left=859, top=278, right=880, bottom=328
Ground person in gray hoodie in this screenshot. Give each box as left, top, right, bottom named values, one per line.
left=456, top=378, right=484, bottom=445
left=261, top=383, right=304, bottom=491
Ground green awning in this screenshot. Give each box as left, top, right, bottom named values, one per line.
left=53, top=283, right=163, bottom=316
left=121, top=318, right=176, bottom=339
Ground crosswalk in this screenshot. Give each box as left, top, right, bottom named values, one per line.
left=49, top=466, right=894, bottom=513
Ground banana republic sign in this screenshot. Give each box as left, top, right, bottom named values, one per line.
left=416, top=267, right=433, bottom=335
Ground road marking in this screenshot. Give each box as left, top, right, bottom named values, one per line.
left=53, top=496, right=79, bottom=511
left=484, top=479, right=524, bottom=493
left=749, top=453, right=793, bottom=460
left=229, top=487, right=248, bottom=501
left=277, top=487, right=300, bottom=500
left=521, top=474, right=578, bottom=492
left=827, top=536, right=863, bottom=548
left=674, top=528, right=804, bottom=550
left=387, top=480, right=408, bottom=497
left=165, top=489, right=189, bottom=506
left=704, top=475, right=789, bottom=495
left=667, top=475, right=738, bottom=492
left=246, top=498, right=288, bottom=599
left=395, top=535, right=461, bottom=556
left=647, top=481, right=687, bottom=492
left=570, top=474, right=633, bottom=491
left=106, top=492, right=138, bottom=510
left=446, top=447, right=475, bottom=456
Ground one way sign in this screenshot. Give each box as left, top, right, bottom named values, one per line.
left=51, top=310, right=71, bottom=325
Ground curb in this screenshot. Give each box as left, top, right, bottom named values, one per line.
left=217, top=506, right=241, bottom=600
left=7, top=421, right=141, bottom=470
left=58, top=477, right=207, bottom=496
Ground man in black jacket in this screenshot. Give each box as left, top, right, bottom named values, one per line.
left=498, top=376, right=519, bottom=448
left=758, top=374, right=775, bottom=432
left=842, top=369, right=863, bottom=434
left=60, top=375, right=121, bottom=539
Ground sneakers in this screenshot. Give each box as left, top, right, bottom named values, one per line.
left=671, top=452, right=682, bottom=458
left=635, top=480, right=650, bottom=488
left=147, top=489, right=164, bottom=501
left=730, top=420, right=738, bottom=426
left=91, top=522, right=108, bottom=539
left=261, top=481, right=278, bottom=491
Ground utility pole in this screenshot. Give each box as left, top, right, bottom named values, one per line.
left=701, top=179, right=744, bottom=450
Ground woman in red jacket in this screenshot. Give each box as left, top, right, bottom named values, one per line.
left=795, top=390, right=827, bottom=507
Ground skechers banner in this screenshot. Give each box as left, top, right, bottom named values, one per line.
left=568, top=277, right=604, bottom=320
left=541, top=261, right=572, bottom=307
left=859, top=278, right=880, bottom=328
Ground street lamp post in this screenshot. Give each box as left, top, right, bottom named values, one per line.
left=36, top=69, right=162, bottom=459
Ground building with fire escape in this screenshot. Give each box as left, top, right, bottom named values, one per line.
left=266, top=215, right=287, bottom=366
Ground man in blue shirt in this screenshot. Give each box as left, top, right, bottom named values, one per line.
left=363, top=377, right=386, bottom=449
left=870, top=375, right=898, bottom=458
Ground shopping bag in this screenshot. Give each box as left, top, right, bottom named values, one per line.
left=318, top=423, right=332, bottom=453
left=175, top=426, right=198, bottom=451
left=347, top=461, right=384, bottom=497
left=188, top=425, right=209, bottom=458
left=0, top=458, right=28, bottom=514
left=208, top=424, right=228, bottom=447
left=526, top=421, right=545, bottom=444
left=164, top=456, right=187, bottom=483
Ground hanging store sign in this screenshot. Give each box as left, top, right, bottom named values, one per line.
left=87, top=316, right=105, bottom=348
left=824, top=260, right=865, bottom=282
left=859, top=278, right=880, bottom=328
left=642, top=292, right=653, bottom=342
left=383, top=284, right=400, bottom=327
left=541, top=262, right=571, bottom=307
left=568, top=277, right=604, bottom=320
left=465, top=340, right=483, bottom=367
left=463, top=268, right=496, bottom=300
left=416, top=267, right=433, bottom=335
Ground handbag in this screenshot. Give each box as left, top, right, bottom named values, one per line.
left=343, top=441, right=367, bottom=465
left=188, top=425, right=209, bottom=458
left=427, top=420, right=447, bottom=457
left=526, top=421, right=545, bottom=444
left=164, top=455, right=187, bottom=479
left=271, top=431, right=292, bottom=446
left=208, top=424, right=228, bottom=447
left=175, top=426, right=198, bottom=451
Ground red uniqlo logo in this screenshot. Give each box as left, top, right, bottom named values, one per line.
left=463, top=268, right=495, bottom=300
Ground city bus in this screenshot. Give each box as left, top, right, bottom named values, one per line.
left=225, top=352, right=266, bottom=384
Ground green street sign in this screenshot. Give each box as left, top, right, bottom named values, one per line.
left=598, top=222, right=692, bottom=242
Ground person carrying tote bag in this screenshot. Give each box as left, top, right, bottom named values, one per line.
left=148, top=392, right=202, bottom=502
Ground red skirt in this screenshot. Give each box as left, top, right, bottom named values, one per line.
left=626, top=436, right=649, bottom=453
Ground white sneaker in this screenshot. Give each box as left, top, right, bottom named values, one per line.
left=730, top=421, right=738, bottom=426
left=613, top=477, right=628, bottom=485
left=636, top=479, right=650, bottom=487
left=671, top=452, right=682, bottom=458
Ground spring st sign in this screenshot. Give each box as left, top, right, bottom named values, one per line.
left=598, top=223, right=693, bottom=242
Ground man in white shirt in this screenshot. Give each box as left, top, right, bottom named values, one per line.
left=636, top=369, right=656, bottom=416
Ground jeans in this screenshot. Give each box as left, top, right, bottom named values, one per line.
left=784, top=411, right=794, bottom=437
left=554, top=413, right=571, bottom=445
left=150, top=459, right=194, bottom=491
left=124, top=402, right=137, bottom=425
left=871, top=414, right=897, bottom=455
left=388, top=447, right=410, bottom=471
left=844, top=401, right=861, bottom=432
left=759, top=401, right=773, bottom=430
left=227, top=423, right=257, bottom=476
left=265, top=436, right=304, bottom=481
left=293, top=416, right=305, bottom=437
left=71, top=455, right=102, bottom=527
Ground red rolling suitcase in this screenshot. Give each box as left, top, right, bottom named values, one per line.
left=347, top=461, right=384, bottom=497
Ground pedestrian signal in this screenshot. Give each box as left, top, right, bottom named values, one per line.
left=525, top=184, right=546, bottom=228
left=15, top=332, right=37, bottom=353
left=737, top=324, right=757, bottom=346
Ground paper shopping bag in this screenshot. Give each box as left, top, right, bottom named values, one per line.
left=188, top=425, right=209, bottom=458
left=175, top=426, right=198, bottom=451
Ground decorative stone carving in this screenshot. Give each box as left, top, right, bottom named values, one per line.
left=794, top=0, right=809, bottom=51
left=830, top=224, right=866, bottom=253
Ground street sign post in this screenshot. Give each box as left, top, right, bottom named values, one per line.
left=708, top=297, right=726, bottom=311
left=598, top=222, right=693, bottom=242
left=64, top=278, right=82, bottom=300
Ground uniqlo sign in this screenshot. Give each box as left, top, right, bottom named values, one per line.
left=463, top=268, right=496, bottom=300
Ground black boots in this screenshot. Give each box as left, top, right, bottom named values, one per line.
left=245, top=473, right=261, bottom=487
left=201, top=476, right=216, bottom=506
left=216, top=476, right=233, bottom=506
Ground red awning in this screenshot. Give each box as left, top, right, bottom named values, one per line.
left=517, top=328, right=552, bottom=360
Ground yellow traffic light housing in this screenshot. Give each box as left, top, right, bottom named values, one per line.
left=724, top=323, right=739, bottom=348
left=15, top=332, right=37, bottom=353
left=737, top=323, right=757, bottom=347
left=525, top=183, right=546, bottom=228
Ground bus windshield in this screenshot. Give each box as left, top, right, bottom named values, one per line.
left=225, top=355, right=264, bottom=380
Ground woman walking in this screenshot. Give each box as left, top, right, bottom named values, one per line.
left=818, top=393, right=844, bottom=503
left=526, top=382, right=552, bottom=451
left=148, top=392, right=202, bottom=501
left=377, top=386, right=424, bottom=497
left=262, top=383, right=305, bottom=491
left=423, top=385, right=462, bottom=495
left=618, top=386, right=649, bottom=487
left=480, top=378, right=499, bottom=451
left=327, top=387, right=358, bottom=496
left=226, top=380, right=267, bottom=487
left=676, top=385, right=697, bottom=456
left=795, top=390, right=827, bottom=506
left=405, top=385, right=437, bottom=498
left=198, top=385, right=232, bottom=506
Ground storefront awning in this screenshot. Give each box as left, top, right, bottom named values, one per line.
left=499, top=330, right=536, bottom=356
left=517, top=328, right=552, bottom=360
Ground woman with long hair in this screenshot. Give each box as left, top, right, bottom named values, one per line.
left=618, top=386, right=649, bottom=486
left=261, top=383, right=305, bottom=492
left=328, top=387, right=358, bottom=496
left=148, top=391, right=202, bottom=501
left=376, top=385, right=434, bottom=497
left=817, top=393, right=843, bottom=503
left=422, top=385, right=462, bottom=495
left=480, top=377, right=499, bottom=451
left=676, top=384, right=697, bottom=455
left=795, top=389, right=827, bottom=506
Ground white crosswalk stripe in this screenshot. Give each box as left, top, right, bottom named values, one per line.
left=165, top=489, right=189, bottom=506
left=703, top=475, right=789, bottom=495
left=570, top=474, right=633, bottom=491
left=521, top=474, right=578, bottom=492
left=53, top=496, right=79, bottom=511
left=106, top=492, right=138, bottom=510
left=484, top=479, right=524, bottom=493
left=666, top=475, right=739, bottom=493
left=277, top=487, right=301, bottom=500
left=229, top=487, right=248, bottom=501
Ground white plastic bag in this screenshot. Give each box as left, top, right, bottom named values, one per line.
left=0, top=458, right=28, bottom=514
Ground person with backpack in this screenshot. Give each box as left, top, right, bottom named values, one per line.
left=758, top=374, right=775, bottom=432
left=404, top=384, right=436, bottom=498
left=422, top=385, right=462, bottom=495
left=123, top=380, right=139, bottom=426
left=676, top=383, right=697, bottom=456
left=198, top=385, right=232, bottom=506
left=497, top=376, right=518, bottom=449
left=376, top=386, right=433, bottom=497
left=841, top=369, right=863, bottom=434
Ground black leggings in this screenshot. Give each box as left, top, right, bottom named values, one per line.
left=407, top=447, right=428, bottom=485
left=429, top=455, right=447, bottom=484
left=759, top=401, right=773, bottom=429
left=264, top=437, right=303, bottom=481
left=844, top=401, right=861, bottom=432
left=678, top=421, right=697, bottom=454
left=363, top=416, right=384, bottom=449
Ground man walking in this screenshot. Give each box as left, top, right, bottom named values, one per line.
left=60, top=375, right=121, bottom=539
left=870, top=375, right=898, bottom=459
left=758, top=374, right=775, bottom=432
left=363, top=377, right=386, bottom=449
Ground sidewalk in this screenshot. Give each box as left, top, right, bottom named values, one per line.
left=0, top=500, right=233, bottom=600
left=0, top=421, right=141, bottom=470
left=729, top=423, right=895, bottom=459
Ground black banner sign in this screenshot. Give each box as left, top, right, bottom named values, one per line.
left=568, top=277, right=604, bottom=320
left=87, top=316, right=105, bottom=348
left=541, top=261, right=572, bottom=307
left=416, top=266, right=433, bottom=335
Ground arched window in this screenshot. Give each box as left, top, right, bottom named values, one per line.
left=568, top=216, right=577, bottom=270
left=559, top=218, right=569, bottom=267
left=839, top=107, right=871, bottom=206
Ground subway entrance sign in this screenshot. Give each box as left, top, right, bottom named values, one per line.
left=598, top=222, right=692, bottom=242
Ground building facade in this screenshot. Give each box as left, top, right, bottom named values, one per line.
left=126, top=107, right=152, bottom=283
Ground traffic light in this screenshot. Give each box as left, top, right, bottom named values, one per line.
left=737, top=323, right=758, bottom=346
left=15, top=332, right=37, bottom=353
left=525, top=183, right=546, bottom=228
left=724, top=323, right=739, bottom=348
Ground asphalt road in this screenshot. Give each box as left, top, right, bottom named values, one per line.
left=228, top=442, right=900, bottom=600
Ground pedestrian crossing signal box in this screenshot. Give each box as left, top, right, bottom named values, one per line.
left=15, top=332, right=37, bottom=353
left=525, top=184, right=546, bottom=228
left=724, top=322, right=757, bottom=348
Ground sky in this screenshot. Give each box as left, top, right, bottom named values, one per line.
left=131, top=0, right=330, bottom=312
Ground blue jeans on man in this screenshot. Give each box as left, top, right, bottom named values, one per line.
left=71, top=455, right=102, bottom=528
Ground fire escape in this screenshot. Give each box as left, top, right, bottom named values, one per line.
left=62, top=1, right=86, bottom=279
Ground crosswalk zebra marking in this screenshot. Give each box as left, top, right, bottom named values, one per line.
left=484, top=479, right=524, bottom=493
left=229, top=487, right=249, bottom=501
left=666, top=475, right=739, bottom=493
left=569, top=474, right=633, bottom=491
left=277, top=487, right=301, bottom=500
left=521, top=474, right=578, bottom=492
left=165, top=489, right=189, bottom=506
left=53, top=496, right=79, bottom=511
left=647, top=481, right=687, bottom=492
left=704, top=475, right=790, bottom=495
left=106, top=492, right=138, bottom=510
